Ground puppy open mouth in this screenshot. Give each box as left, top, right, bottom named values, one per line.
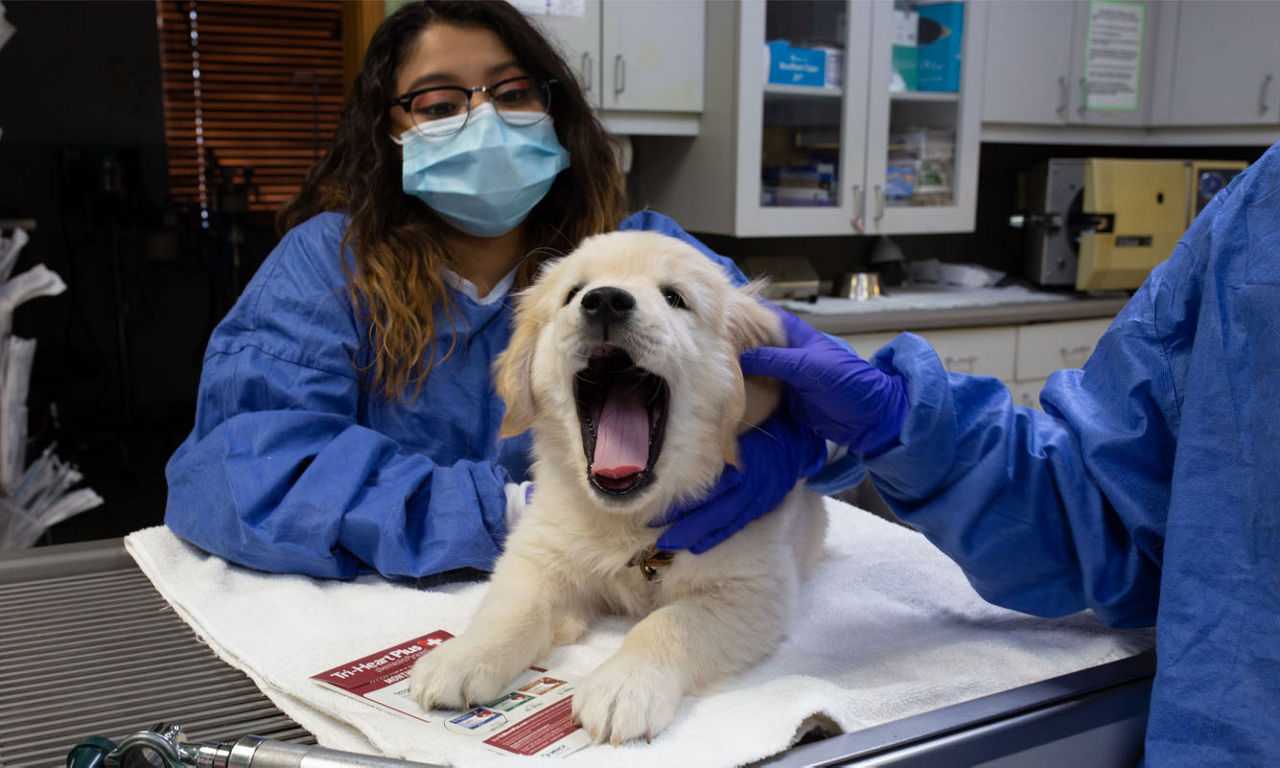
left=574, top=345, right=669, bottom=496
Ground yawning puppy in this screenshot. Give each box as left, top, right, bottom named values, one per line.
left=408, top=231, right=827, bottom=745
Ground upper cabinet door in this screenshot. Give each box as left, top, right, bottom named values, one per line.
left=525, top=1, right=604, bottom=109
left=602, top=1, right=706, bottom=112
left=1153, top=0, right=1280, bottom=126
left=982, top=0, right=1077, bottom=125
left=1065, top=0, right=1161, bottom=126
left=864, top=0, right=988, bottom=234
left=980, top=0, right=1163, bottom=127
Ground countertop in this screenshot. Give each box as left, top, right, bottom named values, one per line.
left=780, top=287, right=1130, bottom=336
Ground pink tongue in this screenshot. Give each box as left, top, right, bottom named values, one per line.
left=592, top=385, right=650, bottom=478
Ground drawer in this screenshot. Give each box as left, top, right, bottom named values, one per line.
left=842, top=326, right=1017, bottom=381
left=925, top=326, right=1017, bottom=380
left=839, top=332, right=899, bottom=359
left=1008, top=378, right=1048, bottom=411
left=1015, top=318, right=1113, bottom=381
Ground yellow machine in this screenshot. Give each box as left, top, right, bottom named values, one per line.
left=1024, top=158, right=1247, bottom=291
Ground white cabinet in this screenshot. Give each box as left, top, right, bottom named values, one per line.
left=982, top=0, right=1164, bottom=127
left=524, top=0, right=705, bottom=133
left=840, top=315, right=1114, bottom=411
left=1014, top=317, right=1112, bottom=382
left=1150, top=0, right=1280, bottom=126
left=632, top=0, right=988, bottom=237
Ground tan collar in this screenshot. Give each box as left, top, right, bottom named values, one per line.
left=628, top=545, right=676, bottom=582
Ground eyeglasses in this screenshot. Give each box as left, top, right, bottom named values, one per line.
left=390, top=76, right=557, bottom=138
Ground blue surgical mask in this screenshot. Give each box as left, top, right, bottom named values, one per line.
left=395, top=103, right=571, bottom=238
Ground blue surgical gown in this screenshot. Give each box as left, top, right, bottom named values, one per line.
left=864, top=141, right=1280, bottom=766
left=164, top=210, right=754, bottom=580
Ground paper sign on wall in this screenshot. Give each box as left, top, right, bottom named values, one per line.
left=1084, top=0, right=1145, bottom=111
left=507, top=0, right=585, bottom=18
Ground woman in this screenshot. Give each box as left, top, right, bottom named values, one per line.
left=163, top=0, right=799, bottom=579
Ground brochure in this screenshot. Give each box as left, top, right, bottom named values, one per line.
left=311, top=630, right=590, bottom=757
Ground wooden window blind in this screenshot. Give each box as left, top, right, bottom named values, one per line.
left=156, top=0, right=345, bottom=217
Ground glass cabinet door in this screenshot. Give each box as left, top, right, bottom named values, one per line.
left=734, top=0, right=871, bottom=236
left=865, top=0, right=985, bottom=234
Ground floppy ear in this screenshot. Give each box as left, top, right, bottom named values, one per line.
left=494, top=297, right=542, bottom=438
left=726, top=279, right=784, bottom=350
left=724, top=281, right=783, bottom=451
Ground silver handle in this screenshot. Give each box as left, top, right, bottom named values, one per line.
left=873, top=185, right=885, bottom=222
left=581, top=52, right=593, bottom=93
left=614, top=54, right=625, bottom=96
left=1078, top=77, right=1088, bottom=115
left=944, top=355, right=977, bottom=373
left=850, top=184, right=864, bottom=233
left=1260, top=74, right=1274, bottom=116
left=1056, top=76, right=1069, bottom=117
left=1060, top=344, right=1092, bottom=365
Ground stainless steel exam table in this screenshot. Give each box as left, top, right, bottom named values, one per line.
left=0, top=538, right=1153, bottom=768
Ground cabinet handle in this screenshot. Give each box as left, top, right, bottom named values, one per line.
left=614, top=54, right=625, bottom=97
left=944, top=355, right=977, bottom=373
left=1059, top=344, right=1092, bottom=365
left=1259, top=74, right=1274, bottom=116
left=581, top=52, right=593, bottom=93
left=1056, top=76, right=1068, bottom=118
left=1078, top=77, right=1088, bottom=116
left=850, top=184, right=864, bottom=233
left=873, top=185, right=885, bottom=222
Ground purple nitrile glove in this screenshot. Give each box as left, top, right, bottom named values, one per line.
left=654, top=410, right=826, bottom=554
left=740, top=309, right=908, bottom=456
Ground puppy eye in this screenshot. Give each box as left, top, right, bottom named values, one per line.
left=661, top=286, right=688, bottom=309
left=564, top=284, right=583, bottom=306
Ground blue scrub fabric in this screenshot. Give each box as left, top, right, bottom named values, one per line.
left=164, top=210, right=755, bottom=580
left=864, top=141, right=1280, bottom=766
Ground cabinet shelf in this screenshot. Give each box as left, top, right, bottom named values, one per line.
left=890, top=90, right=962, bottom=103
left=763, top=83, right=843, bottom=99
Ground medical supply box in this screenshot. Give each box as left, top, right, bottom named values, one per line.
left=765, top=40, right=843, bottom=89
left=916, top=2, right=963, bottom=92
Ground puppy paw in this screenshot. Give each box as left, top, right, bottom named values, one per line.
left=572, top=653, right=682, bottom=745
left=408, top=635, right=518, bottom=712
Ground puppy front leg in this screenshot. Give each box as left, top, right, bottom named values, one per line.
left=409, top=554, right=574, bottom=711
left=573, top=584, right=787, bottom=744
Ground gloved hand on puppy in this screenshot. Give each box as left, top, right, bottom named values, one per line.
left=656, top=307, right=909, bottom=553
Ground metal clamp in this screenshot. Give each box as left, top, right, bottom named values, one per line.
left=68, top=722, right=443, bottom=768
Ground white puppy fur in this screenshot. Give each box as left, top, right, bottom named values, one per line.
left=408, top=231, right=827, bottom=745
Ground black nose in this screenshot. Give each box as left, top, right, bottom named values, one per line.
left=579, top=286, right=635, bottom=328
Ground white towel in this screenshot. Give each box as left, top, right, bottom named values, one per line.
left=124, top=500, right=1153, bottom=768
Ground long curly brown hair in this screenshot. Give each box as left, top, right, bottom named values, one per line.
left=278, top=1, right=626, bottom=401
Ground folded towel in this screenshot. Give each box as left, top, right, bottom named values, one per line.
left=124, top=500, right=1153, bottom=767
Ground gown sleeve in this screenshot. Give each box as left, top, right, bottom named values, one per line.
left=164, top=217, right=511, bottom=580
left=863, top=248, right=1179, bottom=629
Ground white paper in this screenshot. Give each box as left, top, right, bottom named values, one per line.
left=1084, top=0, right=1145, bottom=111
left=507, top=0, right=585, bottom=18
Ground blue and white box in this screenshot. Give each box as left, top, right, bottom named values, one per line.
left=916, top=2, right=964, bottom=92
left=765, top=40, right=842, bottom=88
